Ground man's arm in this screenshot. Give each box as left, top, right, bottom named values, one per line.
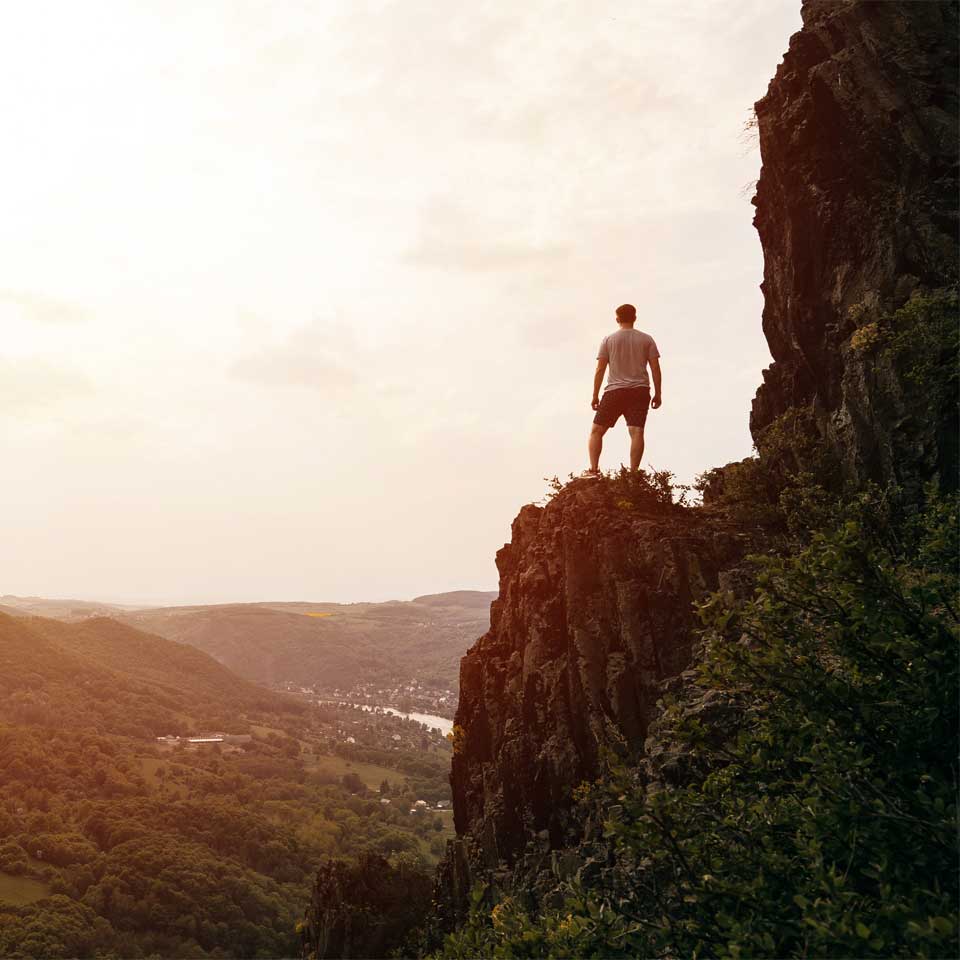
left=650, top=357, right=662, bottom=409
left=592, top=358, right=608, bottom=410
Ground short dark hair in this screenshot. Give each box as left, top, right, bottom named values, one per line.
left=616, top=303, right=637, bottom=323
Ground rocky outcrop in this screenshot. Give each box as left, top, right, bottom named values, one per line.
left=436, top=478, right=747, bottom=921
left=751, top=0, right=958, bottom=489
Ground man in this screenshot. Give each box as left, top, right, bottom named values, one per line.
left=586, top=303, right=661, bottom=475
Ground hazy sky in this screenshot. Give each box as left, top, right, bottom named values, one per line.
left=2, top=0, right=802, bottom=605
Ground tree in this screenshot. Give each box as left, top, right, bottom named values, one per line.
left=341, top=772, right=365, bottom=795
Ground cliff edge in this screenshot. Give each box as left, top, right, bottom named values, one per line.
left=450, top=478, right=745, bottom=862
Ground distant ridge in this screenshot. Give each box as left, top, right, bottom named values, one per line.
left=0, top=594, right=133, bottom=618
left=1, top=589, right=495, bottom=694
left=411, top=590, right=497, bottom=607
left=119, top=590, right=497, bottom=692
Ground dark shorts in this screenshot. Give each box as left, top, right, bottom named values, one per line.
left=593, top=387, right=650, bottom=429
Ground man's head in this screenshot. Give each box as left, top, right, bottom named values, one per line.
left=615, top=303, right=637, bottom=326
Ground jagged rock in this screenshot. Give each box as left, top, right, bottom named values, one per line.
left=437, top=477, right=746, bottom=918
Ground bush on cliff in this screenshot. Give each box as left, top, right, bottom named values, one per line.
left=882, top=287, right=958, bottom=415
left=436, top=485, right=958, bottom=959
left=546, top=467, right=684, bottom=510
left=697, top=405, right=837, bottom=528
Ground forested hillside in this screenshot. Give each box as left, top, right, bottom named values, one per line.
left=0, top=614, right=452, bottom=958
left=0, top=613, right=299, bottom=736
left=114, top=591, right=495, bottom=693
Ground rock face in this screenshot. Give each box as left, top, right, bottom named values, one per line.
left=436, top=0, right=958, bottom=928
left=438, top=479, right=746, bottom=918
left=750, top=0, right=958, bottom=489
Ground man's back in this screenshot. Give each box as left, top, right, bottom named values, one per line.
left=598, top=327, right=659, bottom=393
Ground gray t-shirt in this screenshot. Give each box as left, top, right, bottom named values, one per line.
left=598, top=328, right=660, bottom=393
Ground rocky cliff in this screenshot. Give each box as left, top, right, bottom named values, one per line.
left=449, top=479, right=746, bottom=862
left=750, top=0, right=958, bottom=489
left=435, top=476, right=750, bottom=925
left=437, top=0, right=958, bottom=927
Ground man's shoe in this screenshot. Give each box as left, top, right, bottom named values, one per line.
left=579, top=469, right=602, bottom=480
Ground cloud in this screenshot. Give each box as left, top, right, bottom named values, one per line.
left=331, top=2, right=681, bottom=147
left=403, top=197, right=570, bottom=272
left=232, top=351, right=356, bottom=392
left=0, top=356, right=93, bottom=413
left=0, top=0, right=802, bottom=602
left=229, top=321, right=357, bottom=394
left=0, top=290, right=88, bottom=325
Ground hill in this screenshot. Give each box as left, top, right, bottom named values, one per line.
left=115, top=591, right=496, bottom=694
left=0, top=594, right=133, bottom=618
left=0, top=612, right=303, bottom=737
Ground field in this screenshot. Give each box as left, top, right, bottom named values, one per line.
left=0, top=872, right=52, bottom=906
left=307, top=752, right=406, bottom=790
left=248, top=723, right=287, bottom=738
left=136, top=756, right=188, bottom=798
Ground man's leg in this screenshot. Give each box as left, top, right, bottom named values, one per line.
left=589, top=423, right=608, bottom=472
left=628, top=425, right=644, bottom=471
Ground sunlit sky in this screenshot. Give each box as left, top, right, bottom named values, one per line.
left=2, top=0, right=802, bottom=605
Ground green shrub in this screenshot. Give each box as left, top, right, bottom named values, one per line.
left=884, top=287, right=958, bottom=405
left=545, top=467, right=683, bottom=509
left=850, top=320, right=886, bottom=353
left=696, top=406, right=837, bottom=530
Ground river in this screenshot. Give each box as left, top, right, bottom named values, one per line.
left=320, top=700, right=454, bottom=736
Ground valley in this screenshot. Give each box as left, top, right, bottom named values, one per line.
left=0, top=610, right=463, bottom=958
left=0, top=590, right=495, bottom=705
